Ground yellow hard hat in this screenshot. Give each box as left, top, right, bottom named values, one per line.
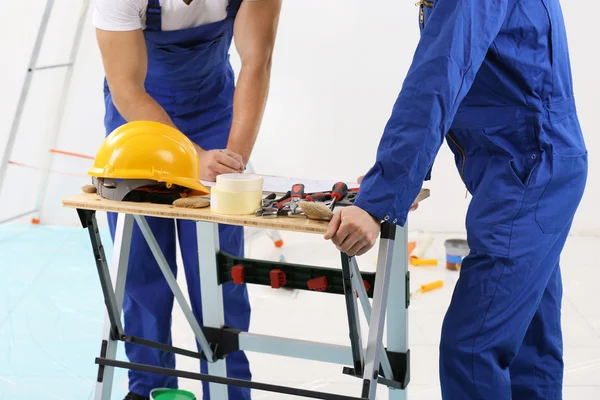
left=88, top=121, right=210, bottom=196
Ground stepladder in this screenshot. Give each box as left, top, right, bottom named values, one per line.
left=0, top=0, right=89, bottom=225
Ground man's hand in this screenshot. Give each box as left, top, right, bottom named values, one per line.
left=195, top=147, right=244, bottom=182
left=324, top=206, right=381, bottom=257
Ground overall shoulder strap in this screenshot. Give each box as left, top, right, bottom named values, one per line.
left=227, top=0, right=243, bottom=18
left=146, top=0, right=162, bottom=31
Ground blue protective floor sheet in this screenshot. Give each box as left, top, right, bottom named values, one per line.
left=0, top=224, right=127, bottom=400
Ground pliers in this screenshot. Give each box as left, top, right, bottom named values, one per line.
left=278, top=199, right=305, bottom=217
left=255, top=191, right=293, bottom=217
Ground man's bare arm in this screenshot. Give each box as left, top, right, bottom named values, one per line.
left=95, top=28, right=243, bottom=180
left=227, top=0, right=282, bottom=165
left=95, top=28, right=176, bottom=127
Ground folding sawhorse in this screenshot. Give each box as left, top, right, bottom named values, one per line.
left=62, top=188, right=429, bottom=400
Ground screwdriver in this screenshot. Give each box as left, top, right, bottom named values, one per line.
left=291, top=183, right=305, bottom=200
left=305, top=192, right=331, bottom=202
left=331, top=182, right=348, bottom=201
left=328, top=182, right=348, bottom=210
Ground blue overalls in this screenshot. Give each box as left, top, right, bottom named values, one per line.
left=354, top=0, right=588, bottom=398
left=102, top=1, right=251, bottom=398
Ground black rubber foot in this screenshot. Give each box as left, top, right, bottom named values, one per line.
left=124, top=392, right=149, bottom=400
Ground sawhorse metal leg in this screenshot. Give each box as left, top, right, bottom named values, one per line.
left=196, top=221, right=229, bottom=399
left=341, top=254, right=365, bottom=376
left=77, top=211, right=133, bottom=400
left=135, top=216, right=215, bottom=362
left=349, top=257, right=394, bottom=381
left=340, top=223, right=410, bottom=399
left=387, top=223, right=410, bottom=400
left=361, top=224, right=397, bottom=399
left=95, top=213, right=133, bottom=400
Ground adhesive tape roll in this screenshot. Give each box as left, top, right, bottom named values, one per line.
left=215, top=173, right=264, bottom=192
left=210, top=174, right=263, bottom=215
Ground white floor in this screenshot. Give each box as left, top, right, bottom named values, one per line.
left=158, top=230, right=600, bottom=399
left=1, top=225, right=599, bottom=399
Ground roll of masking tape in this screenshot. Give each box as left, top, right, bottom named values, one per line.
left=214, top=173, right=264, bottom=192
left=210, top=173, right=263, bottom=215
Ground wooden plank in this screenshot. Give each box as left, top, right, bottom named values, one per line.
left=62, top=189, right=430, bottom=235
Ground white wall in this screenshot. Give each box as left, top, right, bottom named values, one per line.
left=1, top=0, right=598, bottom=235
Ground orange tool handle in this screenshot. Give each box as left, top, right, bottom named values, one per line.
left=291, top=183, right=305, bottom=199
left=331, top=182, right=348, bottom=201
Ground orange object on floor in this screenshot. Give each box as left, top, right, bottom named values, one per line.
left=408, top=241, right=417, bottom=256
left=410, top=280, right=445, bottom=297
left=418, top=280, right=444, bottom=293
left=411, top=258, right=438, bottom=266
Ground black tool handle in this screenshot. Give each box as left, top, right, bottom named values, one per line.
left=331, top=182, right=348, bottom=201
left=274, top=191, right=291, bottom=209
left=291, top=183, right=305, bottom=199
left=306, top=193, right=331, bottom=202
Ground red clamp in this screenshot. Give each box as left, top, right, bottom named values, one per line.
left=231, top=265, right=245, bottom=285
left=357, top=280, right=371, bottom=297
left=270, top=269, right=287, bottom=289
left=363, top=280, right=371, bottom=292
left=307, top=276, right=328, bottom=292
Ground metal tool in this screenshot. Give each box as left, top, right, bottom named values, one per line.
left=256, top=182, right=357, bottom=219
left=255, top=207, right=279, bottom=218
left=281, top=200, right=306, bottom=218
left=262, top=192, right=277, bottom=206
left=255, top=188, right=298, bottom=218
left=255, top=193, right=278, bottom=217
left=320, top=182, right=356, bottom=209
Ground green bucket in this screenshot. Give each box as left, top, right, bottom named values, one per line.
left=149, top=388, right=196, bottom=400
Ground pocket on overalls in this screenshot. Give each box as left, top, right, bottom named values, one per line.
left=508, top=157, right=540, bottom=190
left=147, top=33, right=225, bottom=78
left=153, top=33, right=224, bottom=55
left=535, top=151, right=588, bottom=234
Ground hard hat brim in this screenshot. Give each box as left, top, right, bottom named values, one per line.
left=171, top=177, right=211, bottom=196
left=88, top=168, right=210, bottom=197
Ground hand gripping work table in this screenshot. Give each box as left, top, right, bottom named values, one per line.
left=62, top=187, right=429, bottom=400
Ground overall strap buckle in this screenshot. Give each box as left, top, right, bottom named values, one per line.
left=146, top=0, right=162, bottom=31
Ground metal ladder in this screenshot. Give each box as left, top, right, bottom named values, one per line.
left=0, top=0, right=90, bottom=224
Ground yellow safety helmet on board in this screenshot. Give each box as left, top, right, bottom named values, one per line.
left=88, top=121, right=210, bottom=198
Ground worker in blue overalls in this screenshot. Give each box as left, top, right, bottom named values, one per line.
left=325, top=1, right=588, bottom=398
left=93, top=0, right=281, bottom=399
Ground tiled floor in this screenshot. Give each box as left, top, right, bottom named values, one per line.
left=1, top=223, right=599, bottom=399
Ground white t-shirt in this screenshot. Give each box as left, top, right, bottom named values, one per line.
left=93, top=0, right=252, bottom=32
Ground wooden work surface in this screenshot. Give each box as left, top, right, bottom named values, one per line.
left=62, top=189, right=430, bottom=235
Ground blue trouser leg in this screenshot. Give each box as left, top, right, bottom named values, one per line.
left=177, top=220, right=252, bottom=400
left=438, top=114, right=587, bottom=399
left=510, top=264, right=564, bottom=399
left=107, top=213, right=179, bottom=397
left=437, top=139, right=590, bottom=399
left=439, top=223, right=569, bottom=399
